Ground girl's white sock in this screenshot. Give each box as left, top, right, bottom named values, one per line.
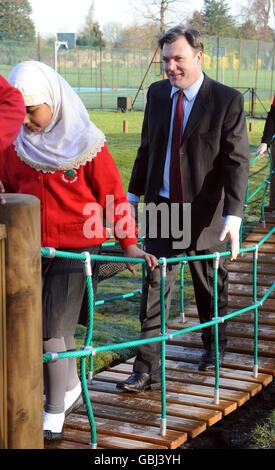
left=64, top=381, right=82, bottom=411
left=43, top=411, right=65, bottom=433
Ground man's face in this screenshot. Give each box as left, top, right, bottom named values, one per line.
left=162, top=36, right=203, bottom=90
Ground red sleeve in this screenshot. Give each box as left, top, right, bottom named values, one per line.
left=0, top=145, right=17, bottom=192
left=0, top=76, right=25, bottom=153
left=272, top=95, right=275, bottom=106
left=90, top=143, right=138, bottom=248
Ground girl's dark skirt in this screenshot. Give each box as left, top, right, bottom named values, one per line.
left=42, top=246, right=100, bottom=338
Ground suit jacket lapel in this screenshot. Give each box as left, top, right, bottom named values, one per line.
left=160, top=81, right=173, bottom=145
left=183, top=74, right=212, bottom=141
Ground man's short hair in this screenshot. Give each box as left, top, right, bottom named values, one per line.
left=158, top=26, right=204, bottom=53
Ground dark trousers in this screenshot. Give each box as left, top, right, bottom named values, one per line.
left=133, top=236, right=228, bottom=376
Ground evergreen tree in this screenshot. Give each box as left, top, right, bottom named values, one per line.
left=76, top=1, right=105, bottom=47
left=0, top=0, right=35, bottom=42
left=201, top=0, right=236, bottom=37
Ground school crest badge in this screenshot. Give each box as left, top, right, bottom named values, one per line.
left=61, top=169, right=78, bottom=183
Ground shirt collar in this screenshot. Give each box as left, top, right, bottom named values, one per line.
left=170, top=72, right=204, bottom=101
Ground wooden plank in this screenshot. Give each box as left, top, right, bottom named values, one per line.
left=45, top=439, right=91, bottom=449
left=234, top=252, right=275, bottom=263
left=63, top=427, right=168, bottom=449
left=229, top=272, right=272, bottom=286
left=87, top=389, right=222, bottom=427
left=168, top=316, right=275, bottom=341
left=90, top=379, right=237, bottom=416
left=110, top=363, right=262, bottom=397
left=241, top=242, right=275, bottom=253
left=227, top=262, right=275, bottom=275
left=183, top=304, right=275, bottom=326
left=167, top=330, right=275, bottom=358
left=162, top=360, right=272, bottom=387
left=245, top=233, right=275, bottom=244
left=89, top=401, right=207, bottom=438
left=228, top=296, right=275, bottom=313
left=65, top=413, right=187, bottom=449
left=228, top=284, right=275, bottom=299
left=165, top=344, right=275, bottom=376
left=93, top=370, right=249, bottom=407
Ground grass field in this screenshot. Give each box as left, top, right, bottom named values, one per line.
left=74, top=112, right=271, bottom=373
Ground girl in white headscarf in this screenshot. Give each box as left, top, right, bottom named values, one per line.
left=1, top=61, right=157, bottom=442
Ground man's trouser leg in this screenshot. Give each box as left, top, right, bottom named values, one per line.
left=133, top=238, right=177, bottom=379
left=186, top=244, right=228, bottom=351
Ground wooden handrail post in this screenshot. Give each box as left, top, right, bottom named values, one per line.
left=0, top=224, right=7, bottom=448
left=0, top=194, right=43, bottom=449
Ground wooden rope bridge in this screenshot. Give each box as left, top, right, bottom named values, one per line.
left=45, top=211, right=275, bottom=450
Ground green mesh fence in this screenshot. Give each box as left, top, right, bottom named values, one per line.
left=0, top=35, right=274, bottom=115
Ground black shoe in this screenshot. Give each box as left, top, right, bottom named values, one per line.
left=65, top=393, right=83, bottom=417
left=116, top=372, right=160, bottom=392
left=198, top=349, right=225, bottom=371
left=44, top=428, right=64, bottom=442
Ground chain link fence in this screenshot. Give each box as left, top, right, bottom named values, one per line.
left=0, top=35, right=274, bottom=116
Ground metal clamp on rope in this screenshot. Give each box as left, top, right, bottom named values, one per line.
left=44, top=247, right=56, bottom=258
left=213, top=252, right=220, bottom=269
left=264, top=178, right=270, bottom=185
left=48, top=352, right=59, bottom=362
left=254, top=244, right=259, bottom=260
left=212, top=316, right=225, bottom=323
left=82, top=251, right=92, bottom=277
left=159, top=257, right=167, bottom=277
left=80, top=345, right=96, bottom=356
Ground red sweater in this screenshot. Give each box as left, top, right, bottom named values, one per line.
left=0, top=75, right=25, bottom=152
left=0, top=144, right=137, bottom=249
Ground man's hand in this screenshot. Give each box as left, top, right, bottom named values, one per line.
left=0, top=180, right=6, bottom=205
left=256, top=143, right=268, bottom=157
left=219, top=224, right=240, bottom=261
left=123, top=244, right=158, bottom=274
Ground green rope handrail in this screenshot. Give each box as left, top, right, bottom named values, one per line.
left=41, top=226, right=274, bottom=447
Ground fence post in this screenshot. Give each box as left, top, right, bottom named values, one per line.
left=0, top=194, right=43, bottom=449
left=0, top=224, right=7, bottom=448
left=251, top=88, right=256, bottom=118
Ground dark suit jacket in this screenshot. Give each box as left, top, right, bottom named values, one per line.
left=128, top=74, right=249, bottom=250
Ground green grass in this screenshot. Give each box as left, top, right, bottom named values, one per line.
left=250, top=411, right=275, bottom=448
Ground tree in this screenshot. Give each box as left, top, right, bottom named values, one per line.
left=103, top=22, right=123, bottom=48
left=236, top=19, right=259, bottom=40
left=187, top=10, right=206, bottom=33
left=130, top=0, right=186, bottom=34
left=0, top=0, right=35, bottom=42
left=240, top=0, right=275, bottom=40
left=200, top=0, right=236, bottom=37
left=77, top=1, right=105, bottom=47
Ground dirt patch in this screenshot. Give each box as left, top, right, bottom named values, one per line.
left=181, top=380, right=275, bottom=449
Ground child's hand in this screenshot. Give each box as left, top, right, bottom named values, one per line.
left=0, top=181, right=6, bottom=205
left=123, top=245, right=158, bottom=274
left=256, top=143, right=267, bottom=157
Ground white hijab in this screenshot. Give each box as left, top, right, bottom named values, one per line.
left=8, top=61, right=105, bottom=172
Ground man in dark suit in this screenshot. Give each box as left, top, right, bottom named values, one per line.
left=117, top=26, right=249, bottom=392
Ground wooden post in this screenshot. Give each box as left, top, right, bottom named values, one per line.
left=0, top=194, right=43, bottom=449
left=123, top=120, right=128, bottom=133
left=0, top=224, right=7, bottom=448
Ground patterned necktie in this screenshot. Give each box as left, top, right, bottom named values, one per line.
left=169, top=90, right=184, bottom=203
